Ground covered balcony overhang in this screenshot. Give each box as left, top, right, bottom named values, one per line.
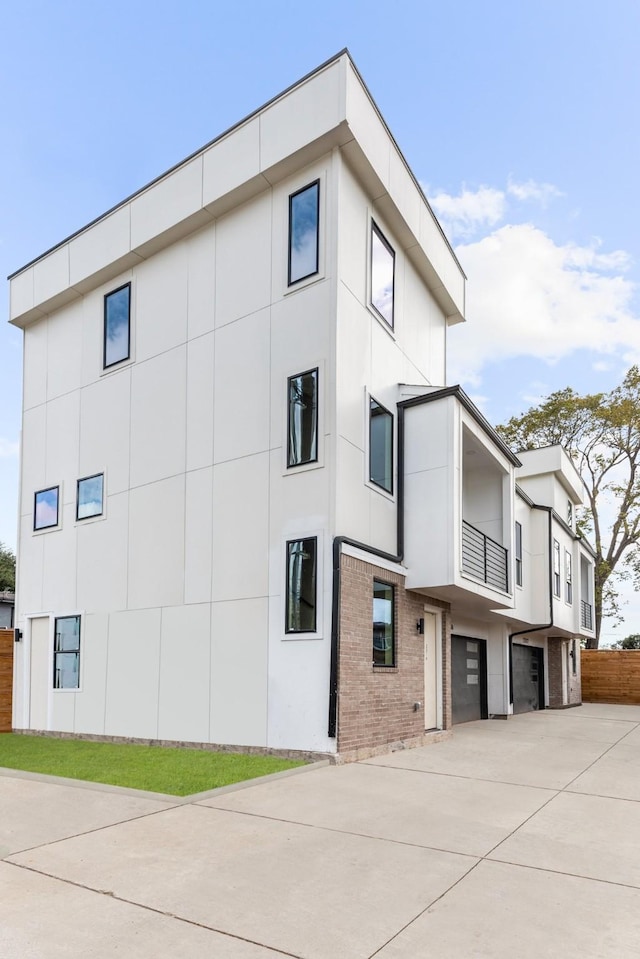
left=400, top=386, right=520, bottom=614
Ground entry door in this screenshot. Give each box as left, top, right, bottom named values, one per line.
left=29, top=616, right=50, bottom=730
left=423, top=612, right=438, bottom=730
left=452, top=635, right=487, bottom=724
left=512, top=644, right=543, bottom=714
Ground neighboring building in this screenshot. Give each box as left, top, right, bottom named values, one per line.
left=8, top=51, right=596, bottom=758
left=0, top=591, right=14, bottom=629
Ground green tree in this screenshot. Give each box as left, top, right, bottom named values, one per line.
left=497, top=366, right=640, bottom=649
left=610, top=634, right=640, bottom=650
left=0, top=542, right=15, bottom=591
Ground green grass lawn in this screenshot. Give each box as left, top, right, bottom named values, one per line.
left=0, top=734, right=306, bottom=796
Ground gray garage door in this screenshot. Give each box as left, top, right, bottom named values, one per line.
left=512, top=644, right=544, bottom=714
left=452, top=635, right=487, bottom=724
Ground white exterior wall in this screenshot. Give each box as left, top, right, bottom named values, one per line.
left=14, top=154, right=339, bottom=753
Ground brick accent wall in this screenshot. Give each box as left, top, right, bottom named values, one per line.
left=547, top=637, right=581, bottom=707
left=0, top=628, right=13, bottom=732
left=337, top=554, right=450, bottom=756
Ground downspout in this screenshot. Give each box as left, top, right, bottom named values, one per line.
left=508, top=504, right=554, bottom=706
left=328, top=407, right=405, bottom=737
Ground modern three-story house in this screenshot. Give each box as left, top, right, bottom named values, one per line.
left=8, top=51, right=596, bottom=759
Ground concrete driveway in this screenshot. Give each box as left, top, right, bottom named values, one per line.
left=2, top=703, right=640, bottom=958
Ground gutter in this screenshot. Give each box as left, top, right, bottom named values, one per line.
left=508, top=504, right=554, bottom=705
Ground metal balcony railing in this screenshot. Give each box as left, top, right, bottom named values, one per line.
left=581, top=600, right=593, bottom=631
left=462, top=520, right=508, bottom=592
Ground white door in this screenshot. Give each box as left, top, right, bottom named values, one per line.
left=29, top=616, right=50, bottom=730
left=424, top=612, right=438, bottom=729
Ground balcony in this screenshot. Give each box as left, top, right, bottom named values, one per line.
left=462, top=520, right=509, bottom=592
left=581, top=600, right=593, bottom=631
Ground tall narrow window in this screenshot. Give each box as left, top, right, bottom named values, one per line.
left=104, top=283, right=131, bottom=369
left=515, top=521, right=523, bottom=587
left=54, top=615, right=80, bottom=689
left=373, top=580, right=395, bottom=666
left=567, top=500, right=573, bottom=527
left=288, top=369, right=318, bottom=467
left=553, top=539, right=561, bottom=597
left=370, top=221, right=395, bottom=327
left=288, top=181, right=320, bottom=285
left=286, top=537, right=317, bottom=633
left=34, top=486, right=59, bottom=531
left=565, top=549, right=573, bottom=604
left=369, top=397, right=393, bottom=493
left=77, top=474, right=104, bottom=520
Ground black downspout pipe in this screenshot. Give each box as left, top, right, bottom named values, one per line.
left=328, top=407, right=405, bottom=738
left=508, top=504, right=554, bottom=707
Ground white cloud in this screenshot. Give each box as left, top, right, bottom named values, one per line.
left=0, top=438, right=18, bottom=458
left=507, top=179, right=563, bottom=205
left=448, top=223, right=640, bottom=384
left=427, top=186, right=506, bottom=239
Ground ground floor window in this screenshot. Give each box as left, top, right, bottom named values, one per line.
left=373, top=579, right=395, bottom=666
left=54, top=615, right=80, bottom=689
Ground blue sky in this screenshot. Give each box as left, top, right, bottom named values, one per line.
left=1, top=0, right=639, bottom=640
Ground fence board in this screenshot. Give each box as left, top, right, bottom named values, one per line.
left=0, top=628, right=13, bottom=732
left=581, top=649, right=640, bottom=704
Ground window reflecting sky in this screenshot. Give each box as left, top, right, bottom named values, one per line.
left=290, top=182, right=319, bottom=283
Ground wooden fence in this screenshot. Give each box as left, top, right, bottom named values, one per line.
left=0, top=628, right=13, bottom=731
left=581, top=649, right=640, bottom=705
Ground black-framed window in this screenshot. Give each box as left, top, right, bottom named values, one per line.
left=553, top=539, right=561, bottom=597
left=54, top=615, right=80, bottom=689
left=286, top=537, right=317, bottom=633
left=34, top=486, right=59, bottom=531
left=76, top=473, right=104, bottom=521
left=288, top=369, right=318, bottom=467
left=369, top=397, right=393, bottom=493
left=515, top=521, right=523, bottom=587
left=572, top=639, right=577, bottom=675
left=373, top=579, right=395, bottom=667
left=103, top=283, right=131, bottom=369
left=288, top=181, right=320, bottom=285
left=565, top=549, right=573, bottom=604
left=370, top=221, right=395, bottom=327
left=567, top=500, right=573, bottom=527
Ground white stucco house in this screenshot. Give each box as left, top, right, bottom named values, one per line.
left=8, top=51, right=596, bottom=758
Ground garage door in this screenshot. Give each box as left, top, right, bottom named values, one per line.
left=452, top=635, right=487, bottom=724
left=512, top=644, right=544, bottom=714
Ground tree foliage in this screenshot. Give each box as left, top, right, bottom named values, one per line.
left=610, top=634, right=640, bottom=650
left=0, top=543, right=15, bottom=591
left=497, top=366, right=640, bottom=648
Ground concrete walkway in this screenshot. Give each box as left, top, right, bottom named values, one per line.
left=2, top=703, right=640, bottom=958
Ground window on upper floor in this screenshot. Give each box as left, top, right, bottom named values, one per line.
left=553, top=539, right=561, bottom=597
left=288, top=369, right=318, bottom=467
left=373, top=579, right=395, bottom=667
left=515, top=521, right=523, bottom=587
left=76, top=474, right=104, bottom=521
left=34, top=486, right=59, bottom=531
left=103, top=283, right=131, bottom=369
left=370, top=221, right=395, bottom=328
left=369, top=397, right=394, bottom=494
left=288, top=181, right=320, bottom=286
left=567, top=500, right=573, bottom=528
left=565, top=549, right=573, bottom=604
left=54, top=615, right=80, bottom=689
left=286, top=537, right=317, bottom=633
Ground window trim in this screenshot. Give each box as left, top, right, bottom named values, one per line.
left=370, top=220, right=395, bottom=329
left=285, top=536, right=318, bottom=635
left=53, top=614, right=81, bottom=691
left=76, top=473, right=105, bottom=522
left=368, top=395, right=394, bottom=495
left=515, top=521, right=523, bottom=588
left=33, top=485, right=60, bottom=532
left=287, top=367, right=319, bottom=469
left=373, top=578, right=396, bottom=668
left=103, top=282, right=131, bottom=370
left=287, top=179, right=320, bottom=287
left=553, top=538, right=561, bottom=598
left=565, top=548, right=573, bottom=605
